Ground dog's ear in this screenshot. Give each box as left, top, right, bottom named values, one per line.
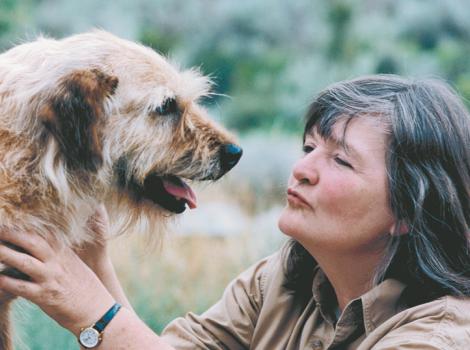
left=40, top=69, right=118, bottom=172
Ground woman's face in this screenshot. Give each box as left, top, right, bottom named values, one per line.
left=278, top=117, right=395, bottom=255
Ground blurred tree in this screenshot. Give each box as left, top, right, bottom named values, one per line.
left=140, top=29, right=180, bottom=55
left=2, top=0, right=470, bottom=129
left=0, top=0, right=39, bottom=50
left=376, top=56, right=399, bottom=74
left=327, top=0, right=353, bottom=61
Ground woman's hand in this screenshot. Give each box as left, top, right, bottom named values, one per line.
left=0, top=227, right=115, bottom=335
left=0, top=227, right=175, bottom=350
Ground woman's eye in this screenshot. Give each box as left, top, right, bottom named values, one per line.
left=334, top=156, right=353, bottom=169
left=302, top=145, right=314, bottom=153
left=155, top=97, right=178, bottom=116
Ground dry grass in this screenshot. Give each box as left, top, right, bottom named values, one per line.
left=109, top=222, right=285, bottom=328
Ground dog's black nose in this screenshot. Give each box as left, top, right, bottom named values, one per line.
left=220, top=144, right=242, bottom=172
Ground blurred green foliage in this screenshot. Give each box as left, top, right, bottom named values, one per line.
left=2, top=0, right=470, bottom=133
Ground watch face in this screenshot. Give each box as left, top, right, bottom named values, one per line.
left=79, top=327, right=100, bottom=348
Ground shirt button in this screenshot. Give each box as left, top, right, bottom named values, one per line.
left=311, top=339, right=323, bottom=350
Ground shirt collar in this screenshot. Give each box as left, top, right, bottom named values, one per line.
left=311, top=267, right=408, bottom=334
left=360, top=278, right=407, bottom=335
left=311, top=266, right=338, bottom=324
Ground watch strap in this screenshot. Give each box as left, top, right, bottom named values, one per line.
left=94, top=302, right=122, bottom=333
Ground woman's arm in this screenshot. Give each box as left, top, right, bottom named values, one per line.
left=75, top=205, right=133, bottom=311
left=0, top=224, right=174, bottom=350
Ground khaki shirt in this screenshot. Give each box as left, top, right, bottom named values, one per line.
left=161, top=253, right=470, bottom=349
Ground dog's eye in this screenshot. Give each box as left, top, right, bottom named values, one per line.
left=155, top=97, right=178, bottom=116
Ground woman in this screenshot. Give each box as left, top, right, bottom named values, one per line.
left=0, top=75, right=469, bottom=349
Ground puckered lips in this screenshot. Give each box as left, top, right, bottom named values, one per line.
left=141, top=174, right=197, bottom=214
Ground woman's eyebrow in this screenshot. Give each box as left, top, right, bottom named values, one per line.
left=330, top=138, right=363, bottom=160
left=329, top=134, right=362, bottom=160
left=307, top=129, right=363, bottom=160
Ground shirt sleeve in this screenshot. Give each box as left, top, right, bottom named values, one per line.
left=371, top=339, right=454, bottom=350
left=160, top=255, right=273, bottom=349
left=370, top=296, right=470, bottom=350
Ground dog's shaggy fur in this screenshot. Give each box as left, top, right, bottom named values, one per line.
left=0, top=30, right=241, bottom=349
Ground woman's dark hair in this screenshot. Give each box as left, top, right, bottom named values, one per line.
left=283, top=74, right=470, bottom=301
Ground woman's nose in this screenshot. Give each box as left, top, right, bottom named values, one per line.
left=292, top=153, right=319, bottom=185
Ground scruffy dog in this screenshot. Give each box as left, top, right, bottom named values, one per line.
left=0, top=30, right=242, bottom=349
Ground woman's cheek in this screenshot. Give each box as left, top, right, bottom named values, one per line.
left=319, top=176, right=359, bottom=214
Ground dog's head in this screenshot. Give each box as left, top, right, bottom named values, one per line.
left=15, top=31, right=242, bottom=232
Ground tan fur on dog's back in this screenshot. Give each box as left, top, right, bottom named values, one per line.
left=0, top=30, right=240, bottom=349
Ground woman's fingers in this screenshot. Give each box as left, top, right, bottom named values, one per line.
left=0, top=274, right=40, bottom=300
left=86, top=204, right=110, bottom=241
left=0, top=244, right=44, bottom=281
left=0, top=227, right=54, bottom=262
left=0, top=224, right=117, bottom=332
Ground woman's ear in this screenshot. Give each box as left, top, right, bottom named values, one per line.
left=39, top=69, right=118, bottom=172
left=390, top=221, right=409, bottom=236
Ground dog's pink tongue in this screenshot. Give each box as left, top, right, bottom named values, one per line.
left=162, top=178, right=197, bottom=209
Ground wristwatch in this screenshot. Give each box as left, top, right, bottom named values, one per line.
left=78, top=302, right=122, bottom=348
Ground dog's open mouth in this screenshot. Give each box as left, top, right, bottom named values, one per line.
left=114, top=158, right=198, bottom=214
left=141, top=174, right=197, bottom=214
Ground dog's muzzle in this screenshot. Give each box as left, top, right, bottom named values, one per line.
left=114, top=144, right=242, bottom=214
